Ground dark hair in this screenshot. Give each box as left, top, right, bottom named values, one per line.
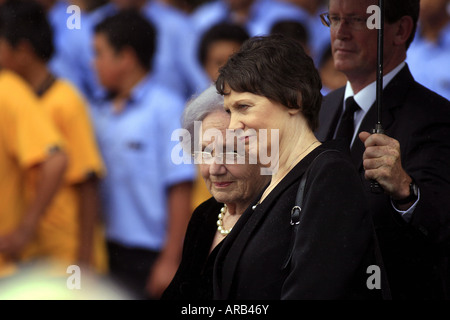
left=0, top=0, right=54, bottom=62
left=270, top=20, right=309, bottom=50
left=216, top=34, right=322, bottom=131
left=198, top=22, right=250, bottom=66
left=384, top=0, right=420, bottom=49
left=94, top=9, right=156, bottom=71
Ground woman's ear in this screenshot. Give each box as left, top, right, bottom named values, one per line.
left=287, top=107, right=302, bottom=116
left=288, top=95, right=303, bottom=116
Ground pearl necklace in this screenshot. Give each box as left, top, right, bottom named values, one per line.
left=217, top=204, right=232, bottom=236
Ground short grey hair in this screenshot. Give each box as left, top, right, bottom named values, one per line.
left=182, top=85, right=226, bottom=153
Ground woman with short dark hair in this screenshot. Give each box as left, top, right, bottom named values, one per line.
left=213, top=34, right=383, bottom=299
left=161, top=86, right=270, bottom=300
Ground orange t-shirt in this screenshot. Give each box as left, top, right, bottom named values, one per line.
left=0, top=71, right=64, bottom=276
left=26, top=79, right=107, bottom=274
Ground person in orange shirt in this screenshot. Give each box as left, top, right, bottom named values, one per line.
left=0, top=69, right=67, bottom=276
left=0, top=0, right=107, bottom=273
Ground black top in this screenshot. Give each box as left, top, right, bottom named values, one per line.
left=213, top=141, right=383, bottom=299
left=161, top=198, right=224, bottom=300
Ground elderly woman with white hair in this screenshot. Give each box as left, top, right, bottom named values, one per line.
left=161, top=86, right=270, bottom=300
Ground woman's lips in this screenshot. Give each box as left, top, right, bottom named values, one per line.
left=239, top=135, right=256, bottom=143
left=239, top=136, right=250, bottom=143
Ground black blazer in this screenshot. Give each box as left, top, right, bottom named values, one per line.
left=161, top=197, right=224, bottom=300
left=213, top=142, right=382, bottom=300
left=316, top=65, right=450, bottom=299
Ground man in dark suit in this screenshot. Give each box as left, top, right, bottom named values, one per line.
left=316, top=0, right=450, bottom=299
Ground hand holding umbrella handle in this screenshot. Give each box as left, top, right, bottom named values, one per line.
left=370, top=124, right=385, bottom=194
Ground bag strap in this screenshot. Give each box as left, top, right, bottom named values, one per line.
left=290, top=150, right=334, bottom=225
left=281, top=150, right=331, bottom=269
left=290, top=170, right=308, bottom=226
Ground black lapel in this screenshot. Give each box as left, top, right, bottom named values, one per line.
left=350, top=65, right=413, bottom=169
left=214, top=144, right=327, bottom=298
left=316, top=87, right=346, bottom=142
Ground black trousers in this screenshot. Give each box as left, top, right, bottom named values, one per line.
left=107, top=240, right=160, bottom=299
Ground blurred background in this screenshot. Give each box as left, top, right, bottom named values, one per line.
left=0, top=0, right=448, bottom=299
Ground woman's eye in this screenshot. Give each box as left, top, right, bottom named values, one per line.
left=236, top=104, right=249, bottom=110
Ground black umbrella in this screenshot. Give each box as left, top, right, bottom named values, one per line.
left=371, top=0, right=385, bottom=194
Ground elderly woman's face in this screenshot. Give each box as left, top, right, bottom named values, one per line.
left=200, top=111, right=268, bottom=205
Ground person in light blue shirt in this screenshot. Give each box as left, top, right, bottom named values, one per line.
left=46, top=0, right=88, bottom=95
left=50, top=0, right=203, bottom=104
left=191, top=0, right=309, bottom=37
left=406, top=0, right=450, bottom=100
left=190, top=0, right=311, bottom=93
left=90, top=10, right=195, bottom=299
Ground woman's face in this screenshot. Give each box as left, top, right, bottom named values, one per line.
left=204, top=40, right=242, bottom=82
left=199, top=111, right=269, bottom=206
left=223, top=89, right=295, bottom=171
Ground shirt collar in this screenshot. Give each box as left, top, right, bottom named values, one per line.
left=344, top=61, right=406, bottom=112
left=128, top=74, right=153, bottom=105
left=98, top=74, right=153, bottom=109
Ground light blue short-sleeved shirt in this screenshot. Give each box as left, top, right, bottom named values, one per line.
left=90, top=76, right=195, bottom=250
left=407, top=23, right=450, bottom=100
left=47, top=0, right=88, bottom=93
left=189, top=0, right=327, bottom=94
left=50, top=0, right=202, bottom=104
left=191, top=0, right=308, bottom=37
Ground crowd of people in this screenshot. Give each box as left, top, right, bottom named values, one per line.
left=0, top=0, right=449, bottom=300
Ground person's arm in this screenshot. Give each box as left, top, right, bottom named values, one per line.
left=0, top=150, right=67, bottom=259
left=75, top=174, right=101, bottom=267
left=146, top=181, right=193, bottom=299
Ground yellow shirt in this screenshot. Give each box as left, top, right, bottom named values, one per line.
left=28, top=79, right=107, bottom=273
left=40, top=79, right=105, bottom=185
left=0, top=71, right=64, bottom=275
left=192, top=169, right=212, bottom=211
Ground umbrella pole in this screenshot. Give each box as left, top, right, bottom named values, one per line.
left=371, top=0, right=385, bottom=194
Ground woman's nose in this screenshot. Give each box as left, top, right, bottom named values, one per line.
left=209, top=158, right=227, bottom=175
left=228, top=114, right=244, bottom=131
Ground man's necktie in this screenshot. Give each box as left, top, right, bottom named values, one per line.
left=335, top=96, right=360, bottom=144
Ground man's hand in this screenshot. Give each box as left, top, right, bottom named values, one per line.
left=359, top=132, right=413, bottom=202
